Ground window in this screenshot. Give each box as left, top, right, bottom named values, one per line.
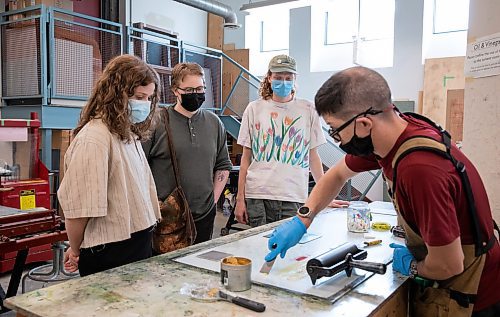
left=422, top=0, right=469, bottom=61
left=325, top=0, right=395, bottom=46
left=324, top=0, right=358, bottom=45
left=359, top=0, right=394, bottom=41
left=433, top=0, right=470, bottom=34
left=314, top=0, right=395, bottom=70
left=260, top=19, right=289, bottom=52
left=244, top=3, right=299, bottom=74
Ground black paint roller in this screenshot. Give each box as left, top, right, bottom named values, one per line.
left=306, top=242, right=387, bottom=285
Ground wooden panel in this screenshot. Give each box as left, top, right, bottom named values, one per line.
left=223, top=43, right=236, bottom=51
left=13, top=138, right=31, bottom=180
left=417, top=91, right=423, bottom=114
left=446, top=89, right=464, bottom=142
left=422, top=57, right=465, bottom=127
left=52, top=130, right=72, bottom=181
left=222, top=48, right=250, bottom=116
left=207, top=13, right=223, bottom=50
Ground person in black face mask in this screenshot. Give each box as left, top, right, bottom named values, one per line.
left=327, top=107, right=383, bottom=157
left=263, top=66, right=500, bottom=317
left=142, top=62, right=233, bottom=247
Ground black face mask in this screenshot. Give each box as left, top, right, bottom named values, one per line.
left=180, top=93, right=205, bottom=112
left=339, top=124, right=374, bottom=157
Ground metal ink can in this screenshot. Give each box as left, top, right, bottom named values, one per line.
left=220, top=256, right=252, bottom=292
left=347, top=201, right=371, bottom=233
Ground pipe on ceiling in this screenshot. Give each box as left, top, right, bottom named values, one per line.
left=173, top=0, right=240, bottom=29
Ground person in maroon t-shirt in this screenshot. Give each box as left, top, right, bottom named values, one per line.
left=264, top=66, right=499, bottom=316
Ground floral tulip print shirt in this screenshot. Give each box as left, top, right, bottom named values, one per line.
left=237, top=98, right=326, bottom=203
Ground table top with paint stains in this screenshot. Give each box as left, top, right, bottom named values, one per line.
left=5, top=207, right=408, bottom=317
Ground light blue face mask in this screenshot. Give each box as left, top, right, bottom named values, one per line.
left=128, top=99, right=151, bottom=124
left=271, top=79, right=294, bottom=98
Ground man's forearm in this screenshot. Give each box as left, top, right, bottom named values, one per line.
left=65, top=217, right=89, bottom=254
left=213, top=170, right=230, bottom=202
left=416, top=238, right=465, bottom=280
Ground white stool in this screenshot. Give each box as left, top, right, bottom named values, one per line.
left=21, top=241, right=79, bottom=293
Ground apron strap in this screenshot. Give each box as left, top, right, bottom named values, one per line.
left=449, top=289, right=477, bottom=308
left=390, top=112, right=497, bottom=257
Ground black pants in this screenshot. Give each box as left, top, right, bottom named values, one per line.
left=194, top=205, right=216, bottom=244
left=79, top=226, right=154, bottom=277
left=472, top=302, right=500, bottom=317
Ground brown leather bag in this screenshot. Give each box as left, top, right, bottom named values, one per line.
left=152, top=108, right=197, bottom=254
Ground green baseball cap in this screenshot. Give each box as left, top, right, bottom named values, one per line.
left=268, top=54, right=297, bottom=74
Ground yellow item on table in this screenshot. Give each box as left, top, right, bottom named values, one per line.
left=371, top=222, right=391, bottom=231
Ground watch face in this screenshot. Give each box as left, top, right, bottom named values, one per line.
left=298, top=206, right=310, bottom=216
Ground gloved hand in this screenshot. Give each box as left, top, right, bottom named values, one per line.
left=389, top=243, right=415, bottom=276
left=264, top=216, right=306, bottom=262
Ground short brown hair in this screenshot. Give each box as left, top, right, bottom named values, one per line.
left=74, top=54, right=160, bottom=142
left=315, top=66, right=391, bottom=119
left=171, top=62, right=205, bottom=91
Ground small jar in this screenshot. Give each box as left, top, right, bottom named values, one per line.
left=347, top=201, right=371, bottom=233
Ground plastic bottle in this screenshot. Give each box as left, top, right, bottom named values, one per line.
left=223, top=198, right=232, bottom=217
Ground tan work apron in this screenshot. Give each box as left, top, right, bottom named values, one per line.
left=388, top=179, right=486, bottom=317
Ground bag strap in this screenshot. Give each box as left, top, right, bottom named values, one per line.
left=392, top=112, right=495, bottom=257
left=163, top=108, right=181, bottom=188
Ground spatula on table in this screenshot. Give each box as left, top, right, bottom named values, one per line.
left=260, top=243, right=277, bottom=274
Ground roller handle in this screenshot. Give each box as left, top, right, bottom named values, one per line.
left=349, top=256, right=387, bottom=275
left=232, top=296, right=266, bottom=312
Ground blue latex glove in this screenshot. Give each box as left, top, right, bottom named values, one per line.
left=264, top=216, right=306, bottom=262
left=389, top=243, right=415, bottom=276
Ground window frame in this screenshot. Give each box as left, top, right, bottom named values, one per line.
left=432, top=0, right=469, bottom=34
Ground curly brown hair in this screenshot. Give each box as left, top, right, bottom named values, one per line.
left=74, top=54, right=160, bottom=142
left=259, top=70, right=296, bottom=100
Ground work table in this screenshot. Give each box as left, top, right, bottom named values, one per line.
left=5, top=205, right=409, bottom=317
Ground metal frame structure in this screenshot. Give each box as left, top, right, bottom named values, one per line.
left=181, top=41, right=223, bottom=112
left=126, top=25, right=181, bottom=105
left=48, top=7, right=123, bottom=101
left=0, top=6, right=380, bottom=200
left=0, top=6, right=123, bottom=168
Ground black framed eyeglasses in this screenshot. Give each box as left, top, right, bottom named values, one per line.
left=177, top=86, right=206, bottom=94
left=328, top=107, right=383, bottom=142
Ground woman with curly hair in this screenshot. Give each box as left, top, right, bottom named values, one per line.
left=58, top=54, right=162, bottom=276
left=235, top=54, right=347, bottom=228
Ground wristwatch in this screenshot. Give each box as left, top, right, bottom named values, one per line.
left=409, top=259, right=418, bottom=278
left=297, top=206, right=312, bottom=218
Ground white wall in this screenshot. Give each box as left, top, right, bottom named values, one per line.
left=129, top=0, right=208, bottom=45
left=462, top=0, right=500, bottom=222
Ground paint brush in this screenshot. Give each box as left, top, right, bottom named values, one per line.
left=260, top=244, right=277, bottom=274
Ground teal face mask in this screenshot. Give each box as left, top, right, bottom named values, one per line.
left=271, top=80, right=294, bottom=98
left=128, top=99, right=151, bottom=123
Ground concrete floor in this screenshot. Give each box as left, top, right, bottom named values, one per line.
left=0, top=209, right=248, bottom=316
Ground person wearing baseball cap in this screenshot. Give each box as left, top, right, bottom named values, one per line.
left=234, top=54, right=348, bottom=228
